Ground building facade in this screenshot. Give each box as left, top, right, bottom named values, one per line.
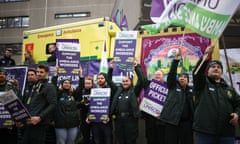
left=0, top=0, right=117, bottom=55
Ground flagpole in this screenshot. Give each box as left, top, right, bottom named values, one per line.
left=221, top=35, right=233, bottom=87
left=179, top=27, right=186, bottom=49
left=194, top=40, right=217, bottom=75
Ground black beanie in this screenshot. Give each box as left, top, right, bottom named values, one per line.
left=178, top=73, right=189, bottom=82
left=0, top=67, right=7, bottom=75
left=208, top=60, right=223, bottom=70
left=61, top=78, right=71, bottom=85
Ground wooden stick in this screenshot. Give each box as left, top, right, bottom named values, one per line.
left=194, top=53, right=208, bottom=75
left=194, top=39, right=217, bottom=75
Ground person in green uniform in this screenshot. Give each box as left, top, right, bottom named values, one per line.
left=193, top=45, right=240, bottom=144
left=110, top=59, right=144, bottom=144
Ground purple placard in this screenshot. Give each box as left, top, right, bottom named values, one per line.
left=0, top=90, right=30, bottom=128
left=88, top=88, right=111, bottom=122
left=140, top=79, right=168, bottom=117
left=113, top=31, right=137, bottom=82
left=0, top=103, right=13, bottom=128
left=5, top=99, right=31, bottom=125
left=5, top=66, right=28, bottom=96
left=56, top=39, right=80, bottom=88
left=145, top=79, right=168, bottom=105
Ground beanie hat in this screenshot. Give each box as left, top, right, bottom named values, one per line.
left=208, top=60, right=223, bottom=70
left=0, top=67, right=7, bottom=75
left=61, top=78, right=71, bottom=85
left=178, top=73, right=189, bottom=82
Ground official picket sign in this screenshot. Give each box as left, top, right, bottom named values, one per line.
left=140, top=79, right=168, bottom=117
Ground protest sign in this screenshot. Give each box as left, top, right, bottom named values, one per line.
left=0, top=90, right=31, bottom=127
left=140, top=79, right=168, bottom=117
left=88, top=88, right=111, bottom=122
left=113, top=31, right=137, bottom=83
left=56, top=39, right=80, bottom=88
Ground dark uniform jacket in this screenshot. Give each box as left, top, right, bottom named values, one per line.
left=110, top=64, right=144, bottom=118
left=160, top=59, right=194, bottom=125
left=0, top=56, right=16, bottom=66
left=22, top=81, right=36, bottom=106
left=28, top=79, right=57, bottom=125
left=52, top=76, right=80, bottom=128
left=75, top=77, right=90, bottom=123
left=55, top=89, right=80, bottom=128
left=193, top=58, right=240, bottom=136
left=47, top=52, right=56, bottom=64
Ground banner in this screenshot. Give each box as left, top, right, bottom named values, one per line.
left=141, top=32, right=211, bottom=82
left=149, top=0, right=240, bottom=38
left=139, top=79, right=168, bottom=117
left=0, top=90, right=31, bottom=128
left=172, top=0, right=240, bottom=38
left=220, top=48, right=240, bottom=95
left=56, top=39, right=80, bottom=88
left=88, top=88, right=111, bottom=122
left=5, top=66, right=28, bottom=96
left=113, top=31, right=137, bottom=83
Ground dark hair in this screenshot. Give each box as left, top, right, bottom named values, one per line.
left=97, top=72, right=107, bottom=79
left=6, top=48, right=13, bottom=52
left=85, top=76, right=94, bottom=88
left=28, top=68, right=37, bottom=74
left=25, top=50, right=32, bottom=55
left=37, top=64, right=49, bottom=72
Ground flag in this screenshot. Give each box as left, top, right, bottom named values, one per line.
left=113, top=9, right=121, bottom=27
left=120, top=14, right=129, bottom=31
left=153, top=0, right=240, bottom=38
left=144, top=0, right=180, bottom=34
left=150, top=0, right=178, bottom=24
left=141, top=23, right=169, bottom=34
left=172, top=0, right=240, bottom=38
left=99, top=38, right=108, bottom=73
left=148, top=0, right=240, bottom=38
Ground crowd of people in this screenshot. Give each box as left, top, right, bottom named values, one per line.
left=0, top=44, right=239, bottom=144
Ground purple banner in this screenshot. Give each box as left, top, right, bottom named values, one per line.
left=139, top=79, right=168, bottom=117
left=88, top=88, right=111, bottom=122
left=56, top=39, right=80, bottom=88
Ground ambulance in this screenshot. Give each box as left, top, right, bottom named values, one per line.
left=22, top=17, right=121, bottom=64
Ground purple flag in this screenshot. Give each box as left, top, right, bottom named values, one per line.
left=113, top=9, right=121, bottom=26
left=120, top=15, right=129, bottom=30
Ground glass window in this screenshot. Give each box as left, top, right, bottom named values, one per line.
left=22, top=17, right=29, bottom=27
left=55, top=12, right=90, bottom=19
left=0, top=16, right=29, bottom=28
left=0, top=18, right=6, bottom=29
left=7, top=17, right=15, bottom=28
